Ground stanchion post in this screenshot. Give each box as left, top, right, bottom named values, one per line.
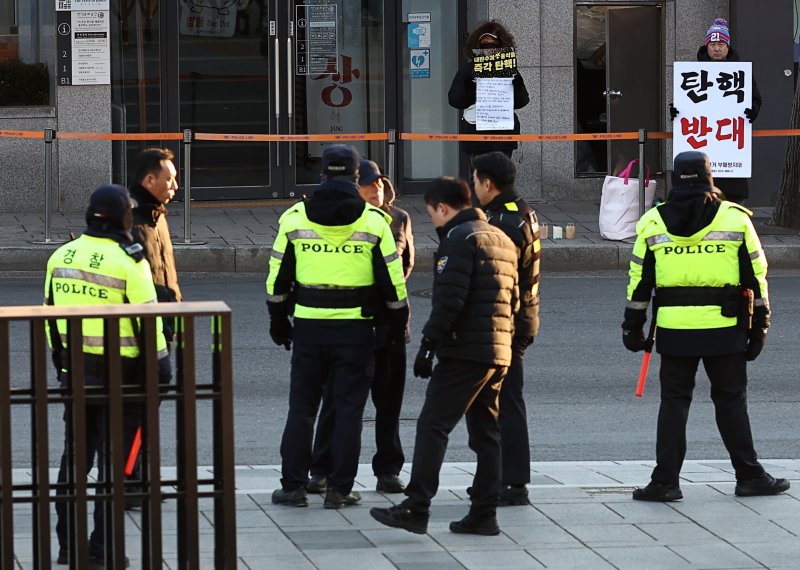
left=387, top=129, right=396, bottom=184
left=181, top=129, right=206, bottom=246
left=638, top=128, right=647, bottom=218
left=31, top=129, right=60, bottom=244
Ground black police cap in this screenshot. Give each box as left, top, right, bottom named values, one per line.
left=321, top=144, right=360, bottom=177
left=672, top=151, right=713, bottom=188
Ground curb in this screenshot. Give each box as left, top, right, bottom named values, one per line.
left=5, top=242, right=800, bottom=273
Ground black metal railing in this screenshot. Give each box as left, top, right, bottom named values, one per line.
left=0, top=301, right=236, bottom=569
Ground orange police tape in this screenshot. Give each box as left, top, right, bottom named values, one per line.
left=5, top=128, right=800, bottom=143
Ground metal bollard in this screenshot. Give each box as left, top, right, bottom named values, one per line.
left=31, top=129, right=61, bottom=244
left=638, top=129, right=647, bottom=218
left=182, top=129, right=206, bottom=246
left=387, top=129, right=397, bottom=185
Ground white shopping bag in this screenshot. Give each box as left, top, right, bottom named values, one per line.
left=599, top=160, right=657, bottom=241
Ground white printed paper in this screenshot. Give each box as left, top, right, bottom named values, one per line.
left=56, top=0, right=109, bottom=10
left=673, top=62, right=752, bottom=178
left=476, top=77, right=514, bottom=131
left=71, top=11, right=110, bottom=85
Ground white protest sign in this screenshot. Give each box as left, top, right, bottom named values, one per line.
left=476, top=77, right=514, bottom=131
left=673, top=61, right=752, bottom=178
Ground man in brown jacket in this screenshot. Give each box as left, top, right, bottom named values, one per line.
left=125, top=147, right=182, bottom=507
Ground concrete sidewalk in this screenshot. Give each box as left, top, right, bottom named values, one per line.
left=2, top=198, right=799, bottom=273
left=9, top=460, right=800, bottom=569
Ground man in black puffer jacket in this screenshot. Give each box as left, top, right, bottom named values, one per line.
left=370, top=177, right=519, bottom=537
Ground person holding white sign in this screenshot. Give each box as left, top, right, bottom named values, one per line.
left=669, top=18, right=762, bottom=204
left=448, top=21, right=529, bottom=165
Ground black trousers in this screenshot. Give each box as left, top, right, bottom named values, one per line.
left=403, top=358, right=507, bottom=517
left=280, top=342, right=374, bottom=494
left=55, top=403, right=107, bottom=555
left=499, top=342, right=530, bottom=486
left=651, top=353, right=765, bottom=486
left=311, top=341, right=406, bottom=477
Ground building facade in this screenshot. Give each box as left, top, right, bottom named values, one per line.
left=0, top=0, right=795, bottom=212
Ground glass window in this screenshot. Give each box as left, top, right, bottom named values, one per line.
left=0, top=0, right=52, bottom=106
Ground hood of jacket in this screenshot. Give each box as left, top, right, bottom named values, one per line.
left=303, top=177, right=369, bottom=247
left=659, top=183, right=724, bottom=237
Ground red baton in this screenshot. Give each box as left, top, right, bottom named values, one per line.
left=636, top=351, right=651, bottom=397
left=125, top=427, right=142, bottom=477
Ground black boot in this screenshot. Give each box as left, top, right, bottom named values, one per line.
left=449, top=513, right=500, bottom=536
left=498, top=484, right=529, bottom=506
left=735, top=473, right=790, bottom=497
left=323, top=489, right=361, bottom=509
left=370, top=504, right=429, bottom=534
left=632, top=481, right=683, bottom=502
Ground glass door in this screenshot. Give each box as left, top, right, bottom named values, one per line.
left=178, top=0, right=283, bottom=198
left=283, top=0, right=387, bottom=195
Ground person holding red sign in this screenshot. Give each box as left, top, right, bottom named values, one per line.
left=669, top=18, right=762, bottom=204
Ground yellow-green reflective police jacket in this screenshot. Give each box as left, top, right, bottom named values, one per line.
left=44, top=234, right=169, bottom=359
left=266, top=201, right=408, bottom=320
left=627, top=201, right=768, bottom=331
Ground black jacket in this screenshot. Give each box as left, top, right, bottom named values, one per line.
left=448, top=61, right=530, bottom=154
left=483, top=191, right=541, bottom=338
left=422, top=208, right=519, bottom=366
left=694, top=45, right=761, bottom=200
left=129, top=183, right=182, bottom=303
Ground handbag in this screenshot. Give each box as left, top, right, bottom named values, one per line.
left=599, top=159, right=657, bottom=241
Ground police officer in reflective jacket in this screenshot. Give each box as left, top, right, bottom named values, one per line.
left=47, top=184, right=171, bottom=566
left=624, top=151, right=789, bottom=502
left=267, top=145, right=409, bottom=509
left=472, top=152, right=540, bottom=506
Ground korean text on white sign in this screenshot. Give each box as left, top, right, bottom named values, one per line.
left=673, top=61, right=752, bottom=178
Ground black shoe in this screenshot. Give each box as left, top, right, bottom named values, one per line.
left=498, top=484, right=529, bottom=506
left=376, top=474, right=406, bottom=493
left=306, top=475, right=328, bottom=494
left=370, top=504, right=429, bottom=534
left=735, top=473, right=791, bottom=497
left=449, top=513, right=500, bottom=536
left=56, top=548, right=68, bottom=565
left=88, top=554, right=130, bottom=569
left=324, top=489, right=361, bottom=509
left=271, top=487, right=308, bottom=507
left=632, top=481, right=683, bottom=502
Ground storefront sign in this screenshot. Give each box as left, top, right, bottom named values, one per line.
left=56, top=0, right=109, bottom=10
left=296, top=4, right=338, bottom=75
left=178, top=0, right=238, bottom=38
left=476, top=77, right=514, bottom=131
left=407, top=22, right=430, bottom=49
left=408, top=12, right=431, bottom=23
left=673, top=61, right=752, bottom=178
left=56, top=9, right=110, bottom=85
left=410, top=49, right=430, bottom=79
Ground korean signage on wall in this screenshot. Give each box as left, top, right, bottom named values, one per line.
left=296, top=4, right=338, bottom=76
left=673, top=62, right=752, bottom=178
left=56, top=0, right=110, bottom=86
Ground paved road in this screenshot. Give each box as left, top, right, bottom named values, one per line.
left=3, top=272, right=799, bottom=467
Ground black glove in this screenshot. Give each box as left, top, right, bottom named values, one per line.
left=158, top=355, right=172, bottom=384
left=513, top=335, right=534, bottom=352
left=388, top=305, right=410, bottom=345
left=745, top=327, right=767, bottom=361
left=413, top=337, right=437, bottom=379
left=269, top=317, right=293, bottom=351
left=622, top=324, right=647, bottom=353
left=669, top=103, right=679, bottom=122
left=744, top=107, right=757, bottom=123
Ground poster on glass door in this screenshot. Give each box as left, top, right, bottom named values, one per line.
left=178, top=0, right=242, bottom=37
left=304, top=2, right=368, bottom=158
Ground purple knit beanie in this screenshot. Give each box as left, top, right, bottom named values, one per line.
left=705, top=18, right=731, bottom=46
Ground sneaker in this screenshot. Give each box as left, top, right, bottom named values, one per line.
left=632, top=481, right=683, bottom=502
left=498, top=484, right=529, bottom=506
left=271, top=487, right=308, bottom=507
left=324, top=489, right=361, bottom=509
left=735, top=473, right=791, bottom=497
left=376, top=474, right=406, bottom=493
left=370, top=504, right=429, bottom=534
left=449, top=513, right=500, bottom=536
left=88, top=554, right=130, bottom=569
left=306, top=475, right=328, bottom=494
